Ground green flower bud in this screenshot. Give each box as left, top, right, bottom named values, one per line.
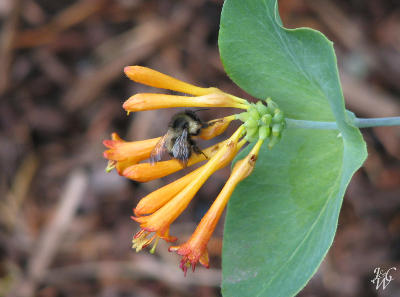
left=272, top=123, right=282, bottom=137
left=244, top=118, right=258, bottom=128
left=249, top=107, right=260, bottom=121
left=235, top=112, right=250, bottom=122
left=266, top=98, right=278, bottom=111
left=261, top=114, right=272, bottom=126
left=268, top=135, right=280, bottom=149
left=255, top=101, right=268, bottom=115
left=259, top=125, right=270, bottom=140
left=273, top=110, right=284, bottom=123
left=245, top=127, right=259, bottom=142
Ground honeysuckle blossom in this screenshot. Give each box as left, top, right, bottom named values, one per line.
left=122, top=140, right=227, bottom=182
left=103, top=133, right=159, bottom=174
left=103, top=66, right=285, bottom=274
left=169, top=139, right=264, bottom=274
left=131, top=128, right=245, bottom=253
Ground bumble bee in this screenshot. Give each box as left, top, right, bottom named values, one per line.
left=150, top=110, right=207, bottom=166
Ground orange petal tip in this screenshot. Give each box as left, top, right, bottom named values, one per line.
left=131, top=215, right=146, bottom=223
left=103, top=139, right=116, bottom=148
left=168, top=246, right=178, bottom=252
left=133, top=208, right=141, bottom=217
left=123, top=66, right=131, bottom=74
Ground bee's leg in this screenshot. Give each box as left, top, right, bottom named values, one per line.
left=192, top=144, right=208, bottom=159
left=203, top=118, right=224, bottom=129
left=201, top=121, right=210, bottom=129
left=179, top=159, right=188, bottom=168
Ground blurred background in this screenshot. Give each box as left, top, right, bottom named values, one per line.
left=0, top=0, right=399, bottom=296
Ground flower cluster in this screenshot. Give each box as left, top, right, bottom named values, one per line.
left=103, top=66, right=285, bottom=274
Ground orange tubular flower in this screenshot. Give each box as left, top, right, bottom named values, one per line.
left=199, top=115, right=235, bottom=140
left=124, top=66, right=219, bottom=96
left=103, top=133, right=160, bottom=174
left=134, top=165, right=205, bottom=217
left=103, top=65, right=281, bottom=275
left=104, top=115, right=234, bottom=177
left=169, top=140, right=263, bottom=274
left=122, top=140, right=227, bottom=182
left=123, top=93, right=248, bottom=112
left=123, top=66, right=249, bottom=113
left=131, top=127, right=245, bottom=252
left=134, top=138, right=245, bottom=216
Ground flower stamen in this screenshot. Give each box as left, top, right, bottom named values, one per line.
left=132, top=230, right=155, bottom=252
left=149, top=236, right=160, bottom=254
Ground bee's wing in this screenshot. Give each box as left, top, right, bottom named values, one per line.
left=171, top=128, right=191, bottom=166
left=150, top=134, right=168, bottom=164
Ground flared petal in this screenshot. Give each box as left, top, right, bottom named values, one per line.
left=103, top=133, right=159, bottom=162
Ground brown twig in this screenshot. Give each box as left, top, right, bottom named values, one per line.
left=7, top=170, right=88, bottom=297
left=14, top=0, right=106, bottom=49
left=0, top=0, right=21, bottom=95
left=0, top=153, right=38, bottom=231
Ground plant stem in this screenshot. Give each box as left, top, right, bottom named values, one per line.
left=286, top=116, right=400, bottom=130
left=354, top=117, right=400, bottom=128
left=285, top=119, right=337, bottom=130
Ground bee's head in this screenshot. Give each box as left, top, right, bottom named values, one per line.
left=187, top=119, right=202, bottom=135
left=184, top=110, right=203, bottom=135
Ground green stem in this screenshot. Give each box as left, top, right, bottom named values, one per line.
left=354, top=117, right=400, bottom=128
left=285, top=119, right=337, bottom=130
left=286, top=116, right=400, bottom=130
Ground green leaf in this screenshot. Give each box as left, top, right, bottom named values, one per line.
left=218, top=1, right=367, bottom=296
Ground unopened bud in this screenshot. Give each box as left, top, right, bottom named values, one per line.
left=273, top=110, right=283, bottom=123
left=249, top=107, right=260, bottom=121
left=268, top=135, right=280, bottom=149
left=261, top=114, right=272, bottom=126
left=256, top=101, right=268, bottom=115
left=244, top=118, right=258, bottom=128
left=266, top=97, right=278, bottom=111
left=259, top=126, right=270, bottom=140
left=245, top=127, right=258, bottom=142
left=235, top=112, right=249, bottom=122
left=272, top=123, right=281, bottom=137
